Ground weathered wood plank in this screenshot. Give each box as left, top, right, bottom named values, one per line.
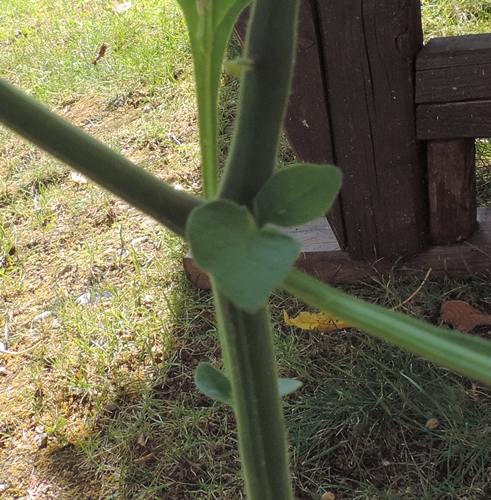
left=427, top=139, right=477, bottom=245
left=416, top=33, right=491, bottom=104
left=315, top=0, right=428, bottom=259
left=184, top=209, right=491, bottom=288
left=295, top=209, right=491, bottom=284
left=234, top=2, right=347, bottom=249
left=417, top=100, right=491, bottom=140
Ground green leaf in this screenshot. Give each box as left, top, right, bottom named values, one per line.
left=175, top=0, right=251, bottom=199
left=253, top=164, right=343, bottom=227
left=187, top=200, right=301, bottom=313
left=195, top=362, right=233, bottom=405
left=278, top=378, right=302, bottom=397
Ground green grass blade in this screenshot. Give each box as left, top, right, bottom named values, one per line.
left=282, top=269, right=491, bottom=385
left=0, top=79, right=201, bottom=237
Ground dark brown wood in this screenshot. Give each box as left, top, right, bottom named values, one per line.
left=234, top=2, right=347, bottom=249
left=416, top=34, right=491, bottom=104
left=417, top=100, right=491, bottom=140
left=427, top=139, right=477, bottom=245
left=316, top=0, right=428, bottom=259
left=184, top=209, right=491, bottom=288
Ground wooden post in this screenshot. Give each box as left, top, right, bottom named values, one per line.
left=427, top=139, right=476, bottom=245
left=316, top=0, right=428, bottom=259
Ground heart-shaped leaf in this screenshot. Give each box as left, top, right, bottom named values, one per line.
left=195, top=362, right=233, bottom=405
left=253, top=163, right=342, bottom=227
left=278, top=378, right=302, bottom=397
left=187, top=200, right=301, bottom=313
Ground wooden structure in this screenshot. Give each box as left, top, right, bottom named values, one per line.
left=184, top=1, right=491, bottom=287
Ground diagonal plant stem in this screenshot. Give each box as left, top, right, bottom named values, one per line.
left=0, top=80, right=201, bottom=237
left=219, top=0, right=300, bottom=209
left=282, top=268, right=491, bottom=385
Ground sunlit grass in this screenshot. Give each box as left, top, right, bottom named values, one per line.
left=0, top=0, right=190, bottom=102
left=1, top=1, right=491, bottom=499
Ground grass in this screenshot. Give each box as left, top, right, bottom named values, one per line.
left=1, top=0, right=491, bottom=499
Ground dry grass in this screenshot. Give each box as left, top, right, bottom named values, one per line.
left=1, top=1, right=491, bottom=499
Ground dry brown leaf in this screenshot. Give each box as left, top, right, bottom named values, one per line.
left=284, top=310, right=352, bottom=331
left=133, top=452, right=155, bottom=465
left=137, top=433, right=147, bottom=447
left=92, top=43, right=108, bottom=65
left=440, top=300, right=491, bottom=333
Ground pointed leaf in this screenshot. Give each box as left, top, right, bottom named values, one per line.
left=175, top=0, right=251, bottom=198
left=187, top=200, right=301, bottom=313
left=195, top=362, right=233, bottom=405
left=278, top=378, right=302, bottom=397
left=254, top=164, right=342, bottom=227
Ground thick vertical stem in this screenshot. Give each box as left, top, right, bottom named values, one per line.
left=219, top=0, right=300, bottom=209
left=212, top=280, right=293, bottom=500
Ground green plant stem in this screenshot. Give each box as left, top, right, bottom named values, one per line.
left=0, top=79, right=201, bottom=238
left=219, top=0, right=299, bottom=209
left=212, top=279, right=293, bottom=500
left=282, top=269, right=491, bottom=384
left=196, top=60, right=219, bottom=200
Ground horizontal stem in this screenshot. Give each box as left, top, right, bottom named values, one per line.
left=0, top=80, right=201, bottom=238
left=282, top=268, right=491, bottom=385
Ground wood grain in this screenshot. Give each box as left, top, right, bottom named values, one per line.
left=315, top=0, right=428, bottom=259
left=416, top=33, right=491, bottom=104
left=427, top=139, right=477, bottom=245
left=417, top=100, right=491, bottom=140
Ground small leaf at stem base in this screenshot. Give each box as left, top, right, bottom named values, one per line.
left=195, top=362, right=233, bottom=405
left=278, top=378, right=302, bottom=397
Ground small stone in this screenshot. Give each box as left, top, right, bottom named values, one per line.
left=321, top=492, right=336, bottom=500
left=142, top=294, right=154, bottom=304
left=37, top=433, right=48, bottom=449
left=425, top=418, right=440, bottom=430
left=71, top=172, right=88, bottom=184
left=32, top=311, right=53, bottom=323
left=103, top=402, right=118, bottom=412
left=75, top=290, right=114, bottom=305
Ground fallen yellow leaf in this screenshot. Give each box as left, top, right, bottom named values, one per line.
left=283, top=310, right=352, bottom=331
